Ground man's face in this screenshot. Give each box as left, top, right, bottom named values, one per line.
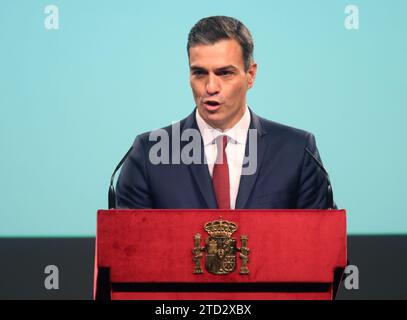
left=189, top=39, right=257, bottom=131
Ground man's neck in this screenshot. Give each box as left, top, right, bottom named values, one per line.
left=196, top=106, right=251, bottom=146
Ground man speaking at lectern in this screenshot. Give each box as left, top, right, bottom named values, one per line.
left=116, top=16, right=334, bottom=210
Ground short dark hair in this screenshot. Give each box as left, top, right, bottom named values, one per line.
left=187, top=16, right=254, bottom=71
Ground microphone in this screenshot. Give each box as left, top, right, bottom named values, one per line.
left=108, top=146, right=134, bottom=209
left=304, top=147, right=335, bottom=209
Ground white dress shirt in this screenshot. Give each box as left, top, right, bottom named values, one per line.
left=196, top=107, right=251, bottom=209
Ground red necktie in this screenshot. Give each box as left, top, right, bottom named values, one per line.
left=212, top=135, right=230, bottom=209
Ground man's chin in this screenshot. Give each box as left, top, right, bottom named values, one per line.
left=204, top=114, right=228, bottom=130
left=197, top=107, right=229, bottom=130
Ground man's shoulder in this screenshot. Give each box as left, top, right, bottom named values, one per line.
left=255, top=113, right=315, bottom=144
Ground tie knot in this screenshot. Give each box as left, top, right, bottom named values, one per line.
left=216, top=135, right=228, bottom=151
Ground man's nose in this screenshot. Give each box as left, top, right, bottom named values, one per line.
left=206, top=74, right=220, bottom=95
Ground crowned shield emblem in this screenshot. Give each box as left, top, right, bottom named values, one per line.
left=192, top=219, right=249, bottom=275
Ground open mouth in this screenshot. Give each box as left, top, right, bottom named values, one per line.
left=203, top=100, right=222, bottom=111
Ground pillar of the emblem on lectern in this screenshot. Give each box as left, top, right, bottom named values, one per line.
left=192, top=233, right=203, bottom=274
left=239, top=235, right=250, bottom=275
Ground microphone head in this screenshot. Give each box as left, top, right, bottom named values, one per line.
left=108, top=185, right=116, bottom=209
left=327, top=183, right=334, bottom=209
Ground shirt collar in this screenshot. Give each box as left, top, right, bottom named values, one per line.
left=195, top=106, right=251, bottom=146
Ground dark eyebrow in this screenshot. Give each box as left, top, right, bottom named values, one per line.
left=190, top=66, right=207, bottom=72
left=214, top=65, right=238, bottom=72
left=189, top=65, right=239, bottom=72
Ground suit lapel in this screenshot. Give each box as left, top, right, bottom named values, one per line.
left=235, top=110, right=269, bottom=209
left=182, top=110, right=217, bottom=209
left=189, top=163, right=217, bottom=209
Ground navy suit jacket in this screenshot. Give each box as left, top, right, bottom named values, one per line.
left=116, top=109, right=331, bottom=209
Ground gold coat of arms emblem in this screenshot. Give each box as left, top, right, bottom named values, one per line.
left=192, top=219, right=249, bottom=275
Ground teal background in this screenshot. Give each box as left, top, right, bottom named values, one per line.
left=0, top=0, right=406, bottom=236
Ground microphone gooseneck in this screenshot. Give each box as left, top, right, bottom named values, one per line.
left=304, top=147, right=334, bottom=209
left=108, top=146, right=134, bottom=209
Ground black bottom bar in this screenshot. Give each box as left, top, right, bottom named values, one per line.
left=111, top=282, right=331, bottom=293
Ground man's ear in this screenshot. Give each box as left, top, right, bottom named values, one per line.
left=247, top=62, right=257, bottom=89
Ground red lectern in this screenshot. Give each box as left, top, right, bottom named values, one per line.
left=94, top=209, right=347, bottom=300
